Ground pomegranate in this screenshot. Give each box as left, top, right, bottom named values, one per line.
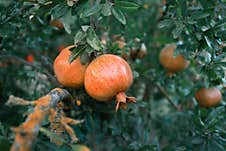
left=137, top=43, right=147, bottom=59
left=84, top=54, right=136, bottom=111
left=159, top=44, right=189, bottom=74
left=50, top=19, right=64, bottom=29
left=26, top=54, right=34, bottom=63
left=53, top=45, right=87, bottom=88
left=72, top=145, right=90, bottom=151
left=195, top=87, right=222, bottom=107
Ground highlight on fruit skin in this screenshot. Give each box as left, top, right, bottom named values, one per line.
left=195, top=87, right=222, bottom=107
left=84, top=54, right=136, bottom=111
left=159, top=44, right=189, bottom=74
left=53, top=45, right=87, bottom=88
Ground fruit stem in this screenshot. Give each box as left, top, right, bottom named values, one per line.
left=115, top=92, right=136, bottom=111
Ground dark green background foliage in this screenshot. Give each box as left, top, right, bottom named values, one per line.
left=0, top=0, right=225, bottom=151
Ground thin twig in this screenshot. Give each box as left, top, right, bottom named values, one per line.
left=89, top=0, right=95, bottom=28
left=0, top=55, right=59, bottom=86
left=155, top=84, right=180, bottom=110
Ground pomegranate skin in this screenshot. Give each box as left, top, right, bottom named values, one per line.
left=159, top=44, right=188, bottom=72
left=195, top=87, right=222, bottom=107
left=53, top=45, right=87, bottom=88
left=84, top=54, right=133, bottom=101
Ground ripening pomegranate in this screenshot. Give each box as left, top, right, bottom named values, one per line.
left=53, top=45, right=87, bottom=88
left=72, top=145, right=90, bottom=151
left=195, top=87, right=222, bottom=107
left=50, top=19, right=64, bottom=29
left=159, top=44, right=189, bottom=74
left=84, top=54, right=136, bottom=111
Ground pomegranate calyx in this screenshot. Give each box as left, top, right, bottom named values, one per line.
left=167, top=71, right=174, bottom=77
left=115, top=92, right=136, bottom=111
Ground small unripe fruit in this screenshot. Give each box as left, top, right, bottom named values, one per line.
left=115, top=40, right=126, bottom=49
left=50, top=19, right=64, bottom=29
left=137, top=43, right=147, bottom=59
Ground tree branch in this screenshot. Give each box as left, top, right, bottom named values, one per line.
left=7, top=88, right=83, bottom=151
left=155, top=84, right=180, bottom=110
left=0, top=55, right=59, bottom=86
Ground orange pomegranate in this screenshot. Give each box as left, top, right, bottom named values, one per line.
left=53, top=45, right=87, bottom=88
left=159, top=44, right=188, bottom=74
left=195, top=87, right=222, bottom=107
left=84, top=54, right=136, bottom=111
left=72, top=145, right=90, bottom=151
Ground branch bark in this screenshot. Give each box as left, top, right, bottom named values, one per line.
left=7, top=88, right=83, bottom=151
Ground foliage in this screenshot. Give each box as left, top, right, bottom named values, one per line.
left=0, top=0, right=225, bottom=151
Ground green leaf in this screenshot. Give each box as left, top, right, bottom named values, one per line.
left=68, top=45, right=86, bottom=63
left=80, top=51, right=90, bottom=65
left=80, top=4, right=102, bottom=18
left=172, top=23, right=184, bottom=39
left=214, top=18, right=226, bottom=29
left=52, top=4, right=69, bottom=19
left=74, top=30, right=87, bottom=45
left=61, top=9, right=73, bottom=34
left=81, top=25, right=90, bottom=32
left=213, top=62, right=226, bottom=67
left=159, top=19, right=173, bottom=28
left=204, top=36, right=213, bottom=48
left=114, top=1, right=140, bottom=10
left=86, top=28, right=102, bottom=51
left=112, top=7, right=126, bottom=25
left=192, top=12, right=210, bottom=20
left=101, top=1, right=112, bottom=16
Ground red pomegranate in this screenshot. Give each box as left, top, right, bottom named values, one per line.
left=195, top=87, right=222, bottom=107
left=84, top=54, right=136, bottom=111
left=26, top=54, right=34, bottom=63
